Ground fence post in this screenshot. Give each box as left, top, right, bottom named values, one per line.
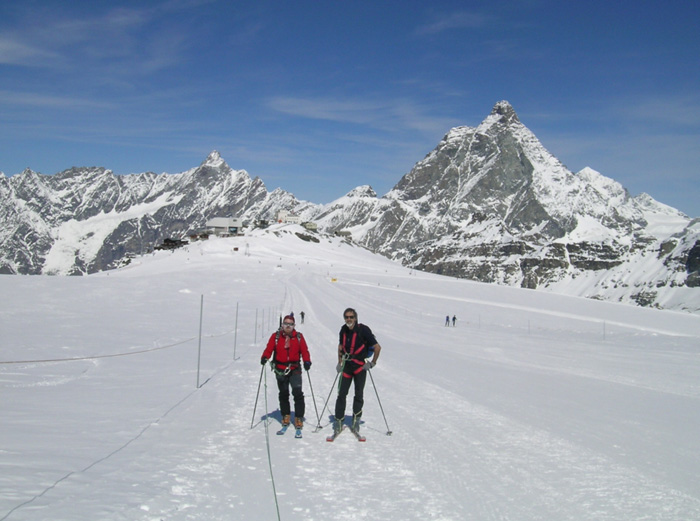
left=197, top=294, right=204, bottom=388
left=233, top=301, right=239, bottom=360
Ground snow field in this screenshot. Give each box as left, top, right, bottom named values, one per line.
left=2, top=226, right=700, bottom=520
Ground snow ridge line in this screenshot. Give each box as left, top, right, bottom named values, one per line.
left=339, top=279, right=697, bottom=337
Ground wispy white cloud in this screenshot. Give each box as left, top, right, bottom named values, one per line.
left=0, top=36, right=58, bottom=65
left=618, top=96, right=700, bottom=128
left=267, top=96, right=381, bottom=125
left=0, top=4, right=191, bottom=77
left=524, top=93, right=700, bottom=133
left=266, top=95, right=454, bottom=135
left=0, top=89, right=113, bottom=110
left=415, top=11, right=491, bottom=35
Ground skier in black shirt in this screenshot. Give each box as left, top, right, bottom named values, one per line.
left=333, top=307, right=381, bottom=434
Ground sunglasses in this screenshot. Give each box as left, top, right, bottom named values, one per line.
left=283, top=322, right=295, bottom=327
left=344, top=315, right=355, bottom=320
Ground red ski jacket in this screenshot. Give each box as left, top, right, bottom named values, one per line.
left=262, top=329, right=310, bottom=372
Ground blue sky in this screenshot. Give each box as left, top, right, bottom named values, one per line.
left=1, top=1, right=699, bottom=217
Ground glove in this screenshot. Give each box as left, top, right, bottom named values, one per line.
left=260, top=356, right=268, bottom=365
left=363, top=361, right=375, bottom=371
left=304, top=361, right=312, bottom=371
left=336, top=363, right=343, bottom=373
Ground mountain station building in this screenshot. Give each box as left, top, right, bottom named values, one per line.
left=205, top=217, right=243, bottom=236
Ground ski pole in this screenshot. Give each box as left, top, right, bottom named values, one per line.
left=314, top=355, right=348, bottom=431
left=250, top=363, right=265, bottom=429
left=305, top=368, right=321, bottom=428
left=367, top=366, right=392, bottom=435
left=314, top=370, right=339, bottom=431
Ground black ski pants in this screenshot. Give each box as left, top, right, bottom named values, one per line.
left=334, top=369, right=367, bottom=420
left=276, top=369, right=305, bottom=418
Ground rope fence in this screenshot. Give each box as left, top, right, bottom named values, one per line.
left=1, top=292, right=291, bottom=521
left=0, top=337, right=197, bottom=365
left=1, top=297, right=284, bottom=368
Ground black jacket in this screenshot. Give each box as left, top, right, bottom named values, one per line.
left=339, top=323, right=377, bottom=362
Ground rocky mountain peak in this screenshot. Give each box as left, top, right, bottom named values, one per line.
left=346, top=185, right=377, bottom=198
left=490, top=100, right=519, bottom=125
left=201, top=150, right=227, bottom=170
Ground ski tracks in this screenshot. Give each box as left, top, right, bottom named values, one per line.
left=100, top=361, right=284, bottom=520
left=381, top=367, right=700, bottom=520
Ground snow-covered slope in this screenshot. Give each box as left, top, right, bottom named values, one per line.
left=2, top=225, right=700, bottom=520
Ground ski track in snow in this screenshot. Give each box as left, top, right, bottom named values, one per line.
left=2, top=230, right=700, bottom=521
left=383, top=367, right=700, bottom=521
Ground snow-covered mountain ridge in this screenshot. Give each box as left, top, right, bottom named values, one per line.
left=308, top=102, right=699, bottom=312
left=1, top=102, right=698, bottom=313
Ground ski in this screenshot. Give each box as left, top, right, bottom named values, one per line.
left=350, top=428, right=366, bottom=442
left=326, top=426, right=344, bottom=442
left=295, top=428, right=303, bottom=438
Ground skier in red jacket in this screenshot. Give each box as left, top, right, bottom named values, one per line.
left=261, top=315, right=312, bottom=429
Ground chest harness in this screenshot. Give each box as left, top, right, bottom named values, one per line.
left=341, top=329, right=366, bottom=376
left=272, top=330, right=304, bottom=376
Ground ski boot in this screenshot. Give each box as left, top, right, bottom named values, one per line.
left=351, top=415, right=361, bottom=433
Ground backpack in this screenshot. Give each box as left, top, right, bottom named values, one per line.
left=363, top=326, right=375, bottom=358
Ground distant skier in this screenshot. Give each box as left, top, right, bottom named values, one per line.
left=300, top=311, right=305, bottom=324
left=445, top=315, right=450, bottom=326
left=334, top=308, right=381, bottom=435
left=260, top=315, right=311, bottom=430
left=452, top=315, right=456, bottom=327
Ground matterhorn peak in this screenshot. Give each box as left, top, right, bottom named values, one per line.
left=490, top=100, right=519, bottom=124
